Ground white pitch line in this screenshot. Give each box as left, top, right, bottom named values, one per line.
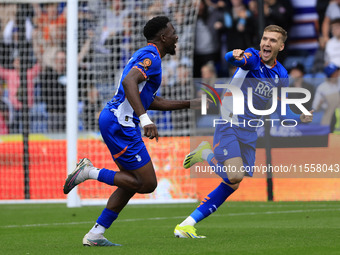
left=2, top=208, right=340, bottom=229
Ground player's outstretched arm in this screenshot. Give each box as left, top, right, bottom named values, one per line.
left=149, top=96, right=202, bottom=111
left=232, top=49, right=245, bottom=61
left=225, top=49, right=246, bottom=67
left=276, top=101, right=314, bottom=124
left=225, top=48, right=260, bottom=70
left=300, top=109, right=314, bottom=123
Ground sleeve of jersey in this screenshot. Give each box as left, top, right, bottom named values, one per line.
left=276, top=101, right=301, bottom=123
left=224, top=48, right=260, bottom=70
left=276, top=80, right=301, bottom=123
left=133, top=52, right=161, bottom=79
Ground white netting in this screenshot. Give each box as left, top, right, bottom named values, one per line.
left=0, top=0, right=199, bottom=203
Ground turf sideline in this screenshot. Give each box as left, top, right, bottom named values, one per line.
left=1, top=207, right=339, bottom=229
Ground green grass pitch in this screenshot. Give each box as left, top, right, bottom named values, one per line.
left=1, top=201, right=339, bottom=255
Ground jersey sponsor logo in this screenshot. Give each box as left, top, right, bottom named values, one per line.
left=139, top=58, right=152, bottom=70
left=254, top=81, right=274, bottom=98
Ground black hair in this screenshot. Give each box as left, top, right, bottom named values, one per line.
left=331, top=18, right=340, bottom=25
left=290, top=62, right=305, bottom=74
left=143, top=16, right=170, bottom=41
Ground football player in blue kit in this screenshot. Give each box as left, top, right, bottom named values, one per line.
left=63, top=16, right=200, bottom=246
left=174, top=25, right=314, bottom=238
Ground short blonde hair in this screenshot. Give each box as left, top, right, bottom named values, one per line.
left=264, top=25, right=287, bottom=42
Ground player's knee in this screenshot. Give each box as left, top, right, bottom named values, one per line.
left=228, top=173, right=244, bottom=184
left=228, top=182, right=240, bottom=190
left=138, top=180, right=157, bottom=194
left=115, top=172, right=142, bottom=192
left=228, top=176, right=243, bottom=184
left=127, top=178, right=143, bottom=192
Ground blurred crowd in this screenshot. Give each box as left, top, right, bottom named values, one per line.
left=0, top=0, right=339, bottom=135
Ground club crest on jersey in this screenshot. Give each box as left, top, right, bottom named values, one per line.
left=135, top=154, right=142, bottom=162
left=139, top=58, right=152, bottom=70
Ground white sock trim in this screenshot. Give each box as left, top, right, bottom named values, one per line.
left=89, top=223, right=106, bottom=235
left=179, top=216, right=197, bottom=227
left=89, top=169, right=100, bottom=180
left=202, top=149, right=213, bottom=161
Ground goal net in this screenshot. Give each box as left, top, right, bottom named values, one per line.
left=0, top=0, right=199, bottom=205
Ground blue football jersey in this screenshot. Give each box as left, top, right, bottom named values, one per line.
left=221, top=48, right=289, bottom=131
left=106, top=43, right=162, bottom=127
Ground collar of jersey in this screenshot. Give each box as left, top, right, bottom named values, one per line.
left=259, top=51, right=277, bottom=69
left=148, top=43, right=161, bottom=58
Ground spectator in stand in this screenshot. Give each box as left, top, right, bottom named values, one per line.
left=39, top=49, right=66, bottom=132
left=172, top=9, right=193, bottom=59
left=221, top=0, right=255, bottom=51
left=34, top=3, right=66, bottom=57
left=0, top=4, right=18, bottom=68
left=0, top=52, right=41, bottom=133
left=39, top=27, right=97, bottom=133
left=247, top=0, right=294, bottom=51
left=0, top=81, right=10, bottom=134
left=171, top=63, right=192, bottom=133
left=193, top=0, right=224, bottom=77
left=288, top=63, right=315, bottom=114
left=147, top=1, right=164, bottom=19
left=200, top=61, right=222, bottom=115
left=325, top=18, right=340, bottom=67
left=86, top=0, right=134, bottom=85
left=263, top=0, right=293, bottom=31
left=312, top=63, right=340, bottom=132
left=0, top=4, right=35, bottom=68
left=79, top=73, right=101, bottom=131
left=316, top=0, right=331, bottom=33
left=248, top=0, right=293, bottom=43
left=201, top=61, right=218, bottom=86
left=321, top=0, right=340, bottom=49
left=263, top=0, right=294, bottom=62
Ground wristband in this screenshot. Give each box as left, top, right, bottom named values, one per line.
left=139, top=113, right=153, bottom=128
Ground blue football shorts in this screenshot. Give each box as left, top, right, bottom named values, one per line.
left=213, top=124, right=257, bottom=177
left=98, top=107, right=151, bottom=170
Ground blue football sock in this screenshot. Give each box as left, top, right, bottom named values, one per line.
left=206, top=153, right=233, bottom=184
left=98, top=168, right=116, bottom=186
left=190, top=182, right=235, bottom=223
left=97, top=208, right=119, bottom=229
